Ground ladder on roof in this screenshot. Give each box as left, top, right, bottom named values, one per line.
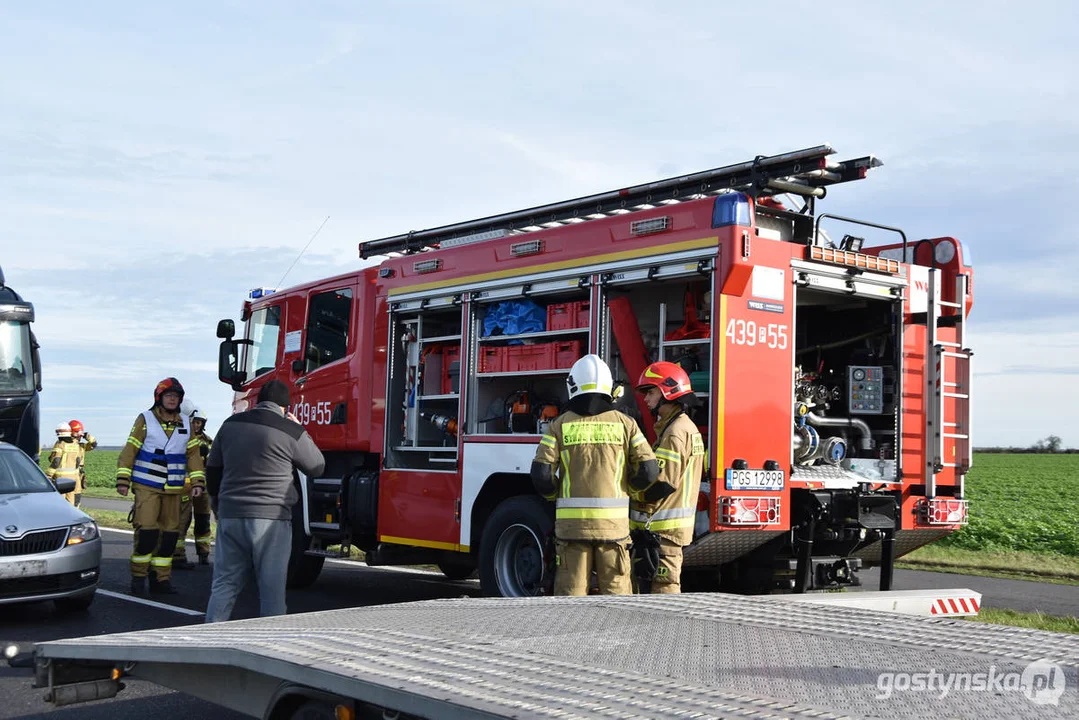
left=358, top=144, right=882, bottom=258
left=924, top=270, right=973, bottom=506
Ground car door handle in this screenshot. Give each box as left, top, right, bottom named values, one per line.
left=295, top=377, right=307, bottom=386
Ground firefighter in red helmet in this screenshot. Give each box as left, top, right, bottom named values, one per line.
left=116, top=378, right=206, bottom=596
left=67, top=419, right=97, bottom=507
left=630, top=361, right=705, bottom=593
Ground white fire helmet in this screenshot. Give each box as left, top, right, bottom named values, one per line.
left=566, top=354, right=614, bottom=400
left=55, top=422, right=72, bottom=438
left=190, top=408, right=207, bottom=423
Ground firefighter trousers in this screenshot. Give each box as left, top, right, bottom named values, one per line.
left=130, top=485, right=182, bottom=582
left=553, top=538, right=632, bottom=596
left=175, top=491, right=213, bottom=559
left=635, top=537, right=684, bottom=594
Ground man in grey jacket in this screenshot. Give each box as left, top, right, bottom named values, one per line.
left=204, top=380, right=325, bottom=622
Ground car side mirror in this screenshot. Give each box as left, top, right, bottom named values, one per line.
left=291, top=359, right=305, bottom=374
left=54, top=478, right=76, bottom=495
left=217, top=319, right=236, bottom=340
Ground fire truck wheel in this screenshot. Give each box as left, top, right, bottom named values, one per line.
left=287, top=503, right=325, bottom=589
left=479, top=495, right=553, bottom=598
left=437, top=554, right=477, bottom=581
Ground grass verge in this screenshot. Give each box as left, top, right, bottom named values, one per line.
left=82, top=486, right=124, bottom=500
left=83, top=507, right=216, bottom=541
left=965, top=608, right=1079, bottom=635
left=897, top=545, right=1079, bottom=585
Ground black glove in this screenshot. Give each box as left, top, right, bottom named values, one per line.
left=630, top=528, right=661, bottom=582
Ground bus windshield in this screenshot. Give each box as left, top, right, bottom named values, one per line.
left=0, top=320, right=33, bottom=394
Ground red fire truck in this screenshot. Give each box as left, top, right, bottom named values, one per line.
left=216, top=144, right=973, bottom=596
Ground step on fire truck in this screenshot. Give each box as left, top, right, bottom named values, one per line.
left=216, top=144, right=974, bottom=596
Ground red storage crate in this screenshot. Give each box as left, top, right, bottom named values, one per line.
left=480, top=346, right=505, bottom=373
left=441, top=345, right=461, bottom=394
left=547, top=300, right=590, bottom=331
left=553, top=340, right=583, bottom=369
left=505, top=343, right=556, bottom=372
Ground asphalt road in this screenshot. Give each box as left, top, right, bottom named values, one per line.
left=1, top=526, right=483, bottom=719
left=3, top=501, right=1076, bottom=719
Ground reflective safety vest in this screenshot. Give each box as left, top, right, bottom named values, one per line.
left=131, top=410, right=190, bottom=491
left=629, top=407, right=705, bottom=546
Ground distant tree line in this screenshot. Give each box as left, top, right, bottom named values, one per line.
left=975, top=435, right=1077, bottom=453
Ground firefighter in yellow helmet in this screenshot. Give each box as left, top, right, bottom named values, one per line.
left=68, top=419, right=97, bottom=507
left=630, top=361, right=705, bottom=593
left=174, top=407, right=214, bottom=568
left=46, top=422, right=81, bottom=505
left=531, top=354, right=659, bottom=595
left=116, top=378, right=206, bottom=596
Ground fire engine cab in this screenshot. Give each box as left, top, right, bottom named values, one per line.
left=216, top=144, right=974, bottom=596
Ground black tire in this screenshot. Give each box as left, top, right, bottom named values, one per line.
left=478, top=495, right=553, bottom=597
left=55, top=590, right=95, bottom=613
left=287, top=503, right=325, bottom=589
left=437, top=554, right=477, bottom=581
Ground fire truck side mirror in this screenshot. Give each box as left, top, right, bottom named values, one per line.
left=218, top=340, right=246, bottom=390
left=291, top=359, right=305, bottom=375
left=216, top=319, right=236, bottom=339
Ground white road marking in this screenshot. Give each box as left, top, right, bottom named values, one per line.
left=97, top=589, right=205, bottom=617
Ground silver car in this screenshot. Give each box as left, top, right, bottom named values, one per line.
left=0, top=441, right=101, bottom=611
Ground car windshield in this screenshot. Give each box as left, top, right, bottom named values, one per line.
left=0, top=320, right=34, bottom=394
left=0, top=449, right=55, bottom=494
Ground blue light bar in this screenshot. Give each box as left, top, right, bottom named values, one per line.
left=711, top=193, right=752, bottom=228
left=249, top=287, right=276, bottom=299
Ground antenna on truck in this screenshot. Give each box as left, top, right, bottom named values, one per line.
left=277, top=215, right=331, bottom=289
left=358, top=144, right=881, bottom=259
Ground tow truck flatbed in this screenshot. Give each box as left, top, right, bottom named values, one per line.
left=36, top=593, right=1078, bottom=719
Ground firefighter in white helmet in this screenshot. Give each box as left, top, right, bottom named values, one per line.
left=630, top=361, right=705, bottom=593
left=46, top=422, right=81, bottom=505
left=531, top=354, right=659, bottom=595
left=174, top=407, right=214, bottom=568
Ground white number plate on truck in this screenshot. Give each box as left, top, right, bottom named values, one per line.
left=725, top=469, right=784, bottom=490
left=0, top=559, right=47, bottom=579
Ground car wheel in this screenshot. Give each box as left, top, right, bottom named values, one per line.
left=479, top=495, right=553, bottom=597
left=55, top=591, right=95, bottom=613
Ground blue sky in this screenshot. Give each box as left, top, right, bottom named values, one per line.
left=2, top=1, right=1076, bottom=447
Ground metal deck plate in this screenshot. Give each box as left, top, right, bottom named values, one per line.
left=41, top=593, right=1079, bottom=719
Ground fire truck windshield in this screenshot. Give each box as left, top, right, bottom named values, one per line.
left=244, top=305, right=282, bottom=379
left=0, top=319, right=33, bottom=394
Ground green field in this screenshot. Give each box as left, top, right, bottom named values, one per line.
left=44, top=450, right=1079, bottom=560
left=935, top=453, right=1079, bottom=557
